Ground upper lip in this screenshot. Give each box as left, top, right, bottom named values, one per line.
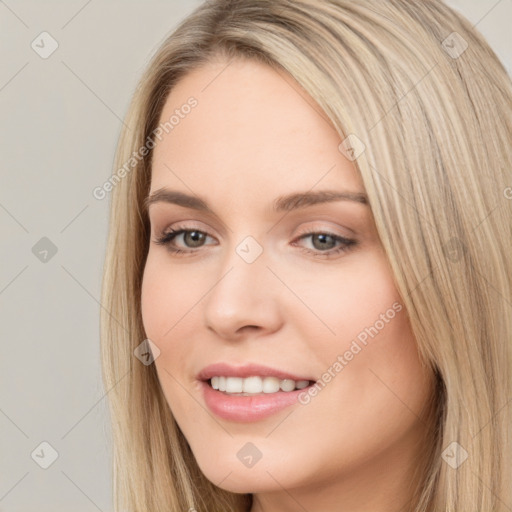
left=197, top=362, right=315, bottom=382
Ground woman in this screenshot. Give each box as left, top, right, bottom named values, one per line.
left=100, top=1, right=512, bottom=510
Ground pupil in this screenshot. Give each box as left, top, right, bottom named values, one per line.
left=313, top=234, right=334, bottom=250
left=185, top=231, right=204, bottom=247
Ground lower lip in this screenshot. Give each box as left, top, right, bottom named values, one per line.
left=200, top=380, right=310, bottom=422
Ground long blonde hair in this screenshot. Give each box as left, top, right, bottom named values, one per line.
left=100, top=1, right=512, bottom=510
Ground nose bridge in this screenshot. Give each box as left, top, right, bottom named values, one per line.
left=202, top=234, right=280, bottom=338
left=208, top=234, right=268, bottom=310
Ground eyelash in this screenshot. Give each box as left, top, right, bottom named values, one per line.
left=153, top=225, right=357, bottom=258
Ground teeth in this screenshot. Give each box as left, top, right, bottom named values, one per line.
left=262, top=376, right=280, bottom=393
left=226, top=377, right=243, bottom=393
left=209, top=376, right=311, bottom=394
left=280, top=379, right=295, bottom=392
left=243, top=376, right=263, bottom=393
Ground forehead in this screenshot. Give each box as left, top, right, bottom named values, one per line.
left=150, top=57, right=363, bottom=201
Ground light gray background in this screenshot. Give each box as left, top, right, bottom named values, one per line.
left=1, top=1, right=510, bottom=510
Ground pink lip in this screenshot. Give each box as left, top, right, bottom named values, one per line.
left=197, top=363, right=315, bottom=422
left=200, top=381, right=312, bottom=422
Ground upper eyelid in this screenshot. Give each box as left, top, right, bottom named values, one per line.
left=157, top=224, right=350, bottom=237
left=155, top=217, right=354, bottom=235
left=149, top=207, right=363, bottom=236
left=149, top=212, right=231, bottom=236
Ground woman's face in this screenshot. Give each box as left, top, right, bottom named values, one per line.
left=141, top=57, right=434, bottom=509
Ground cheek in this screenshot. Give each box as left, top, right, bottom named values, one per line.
left=288, top=250, right=403, bottom=350
left=140, top=253, right=209, bottom=390
left=140, top=253, right=197, bottom=342
left=297, top=251, right=429, bottom=425
left=140, top=255, right=200, bottom=422
left=140, top=259, right=167, bottom=341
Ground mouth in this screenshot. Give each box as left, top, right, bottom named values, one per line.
left=197, top=363, right=317, bottom=422
left=206, top=375, right=315, bottom=395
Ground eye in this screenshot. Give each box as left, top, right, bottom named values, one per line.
left=153, top=226, right=357, bottom=258
left=292, top=230, right=357, bottom=257
left=154, top=227, right=216, bottom=254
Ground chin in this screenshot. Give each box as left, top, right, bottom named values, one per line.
left=211, top=470, right=283, bottom=494
left=194, top=452, right=299, bottom=494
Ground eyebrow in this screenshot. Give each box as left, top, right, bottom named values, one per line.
left=144, top=188, right=368, bottom=214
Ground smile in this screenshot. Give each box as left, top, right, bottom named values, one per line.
left=209, top=375, right=312, bottom=394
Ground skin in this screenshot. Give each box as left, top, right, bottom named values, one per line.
left=141, top=56, right=435, bottom=512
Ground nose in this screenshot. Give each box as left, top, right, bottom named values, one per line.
left=202, top=244, right=282, bottom=341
